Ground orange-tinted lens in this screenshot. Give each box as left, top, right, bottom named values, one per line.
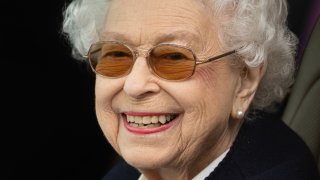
left=149, top=45, right=196, bottom=80
left=89, top=42, right=133, bottom=77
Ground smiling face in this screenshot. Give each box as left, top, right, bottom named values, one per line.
left=95, top=0, right=246, bottom=178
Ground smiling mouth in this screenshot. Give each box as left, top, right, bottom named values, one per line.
left=122, top=113, right=178, bottom=128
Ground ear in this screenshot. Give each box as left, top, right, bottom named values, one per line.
left=231, top=63, right=267, bottom=119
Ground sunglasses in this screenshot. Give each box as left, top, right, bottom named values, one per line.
left=84, top=41, right=237, bottom=81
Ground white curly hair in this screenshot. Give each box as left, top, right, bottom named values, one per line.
left=62, top=0, right=297, bottom=112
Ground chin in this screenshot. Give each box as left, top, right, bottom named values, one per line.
left=120, top=147, right=177, bottom=169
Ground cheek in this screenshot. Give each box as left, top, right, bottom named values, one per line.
left=195, top=62, right=234, bottom=87
left=173, top=89, right=233, bottom=167
left=181, top=64, right=238, bottom=136
left=195, top=63, right=240, bottom=104
left=95, top=106, right=121, bottom=153
left=180, top=91, right=230, bottom=143
left=95, top=77, right=124, bottom=105
left=94, top=78, right=124, bottom=154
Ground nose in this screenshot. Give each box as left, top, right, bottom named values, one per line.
left=123, top=57, right=161, bottom=99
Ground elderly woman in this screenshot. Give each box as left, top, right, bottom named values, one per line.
left=63, top=0, right=319, bottom=179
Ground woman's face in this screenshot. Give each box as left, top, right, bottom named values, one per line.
left=95, top=0, right=243, bottom=173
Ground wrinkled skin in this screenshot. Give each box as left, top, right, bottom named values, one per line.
left=94, top=0, right=265, bottom=179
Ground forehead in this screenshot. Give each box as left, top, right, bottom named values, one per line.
left=102, top=0, right=214, bottom=47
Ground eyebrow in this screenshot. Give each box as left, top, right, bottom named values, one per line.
left=101, top=30, right=200, bottom=46
left=153, top=30, right=200, bottom=45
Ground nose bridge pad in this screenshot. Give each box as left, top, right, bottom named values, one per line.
left=133, top=48, right=153, bottom=75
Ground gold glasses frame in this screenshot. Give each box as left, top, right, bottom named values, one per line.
left=83, top=40, right=238, bottom=81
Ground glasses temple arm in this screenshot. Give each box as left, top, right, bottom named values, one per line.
left=196, top=49, right=237, bottom=65
left=83, top=48, right=102, bottom=59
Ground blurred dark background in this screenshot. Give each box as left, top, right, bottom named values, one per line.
left=1, top=0, right=313, bottom=179
left=2, top=0, right=117, bottom=179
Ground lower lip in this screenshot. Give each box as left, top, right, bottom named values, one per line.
left=123, top=117, right=177, bottom=135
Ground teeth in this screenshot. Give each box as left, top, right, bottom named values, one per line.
left=131, top=123, right=138, bottom=127
left=128, top=116, right=135, bottom=123
left=159, top=115, right=166, bottom=124
left=151, top=116, right=158, bottom=124
left=135, top=116, right=143, bottom=124
left=126, top=114, right=176, bottom=126
left=142, top=116, right=151, bottom=125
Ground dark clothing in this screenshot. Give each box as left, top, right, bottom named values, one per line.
left=103, top=117, right=320, bottom=180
